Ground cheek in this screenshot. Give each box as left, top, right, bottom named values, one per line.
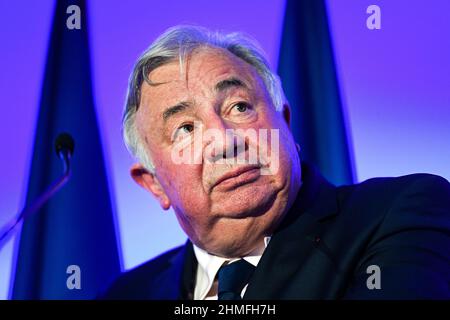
left=257, top=111, right=297, bottom=181
left=157, top=157, right=209, bottom=209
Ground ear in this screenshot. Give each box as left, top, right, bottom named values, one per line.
left=282, top=103, right=291, bottom=128
left=130, top=163, right=171, bottom=210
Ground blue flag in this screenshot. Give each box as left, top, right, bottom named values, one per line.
left=12, top=0, right=121, bottom=299
left=278, top=0, right=355, bottom=185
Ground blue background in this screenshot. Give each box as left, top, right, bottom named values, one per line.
left=1, top=0, right=449, bottom=299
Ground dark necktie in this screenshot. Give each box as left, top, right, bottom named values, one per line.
left=217, top=259, right=256, bottom=300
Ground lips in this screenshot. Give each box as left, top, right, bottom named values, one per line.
left=212, top=165, right=261, bottom=190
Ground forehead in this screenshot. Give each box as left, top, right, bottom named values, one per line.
left=139, top=47, right=264, bottom=110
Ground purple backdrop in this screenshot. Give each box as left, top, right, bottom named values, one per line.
left=327, top=0, right=450, bottom=181
left=1, top=0, right=449, bottom=299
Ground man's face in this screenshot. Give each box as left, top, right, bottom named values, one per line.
left=133, top=46, right=301, bottom=257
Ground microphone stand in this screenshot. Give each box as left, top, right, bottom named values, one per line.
left=0, top=142, right=72, bottom=251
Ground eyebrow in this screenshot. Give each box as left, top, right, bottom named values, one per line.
left=215, top=77, right=248, bottom=92
left=162, top=101, right=192, bottom=122
left=162, top=77, right=248, bottom=122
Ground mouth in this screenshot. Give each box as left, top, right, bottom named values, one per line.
left=212, top=165, right=261, bottom=191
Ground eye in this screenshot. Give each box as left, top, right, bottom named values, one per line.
left=173, top=123, right=194, bottom=142
left=232, top=102, right=251, bottom=113
left=180, top=123, right=194, bottom=133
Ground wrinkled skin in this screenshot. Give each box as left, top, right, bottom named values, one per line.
left=131, top=46, right=302, bottom=258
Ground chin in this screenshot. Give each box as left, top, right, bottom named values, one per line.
left=198, top=210, right=278, bottom=258
left=211, top=184, right=279, bottom=217
left=201, top=233, right=262, bottom=258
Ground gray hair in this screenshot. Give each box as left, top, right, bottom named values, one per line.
left=123, top=25, right=287, bottom=172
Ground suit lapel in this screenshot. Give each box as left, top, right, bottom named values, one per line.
left=162, top=164, right=339, bottom=300
left=244, top=164, right=339, bottom=299
left=150, top=240, right=197, bottom=299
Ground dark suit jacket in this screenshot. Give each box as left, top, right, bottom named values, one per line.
left=101, top=164, right=450, bottom=299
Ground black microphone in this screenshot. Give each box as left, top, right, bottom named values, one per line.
left=0, top=133, right=75, bottom=250
left=55, top=133, right=75, bottom=172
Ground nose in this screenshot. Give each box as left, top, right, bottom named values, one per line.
left=202, top=115, right=248, bottom=164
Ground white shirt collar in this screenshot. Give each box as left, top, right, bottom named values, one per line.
left=193, top=236, right=271, bottom=300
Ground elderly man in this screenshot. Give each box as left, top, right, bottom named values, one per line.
left=102, top=25, right=450, bottom=300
